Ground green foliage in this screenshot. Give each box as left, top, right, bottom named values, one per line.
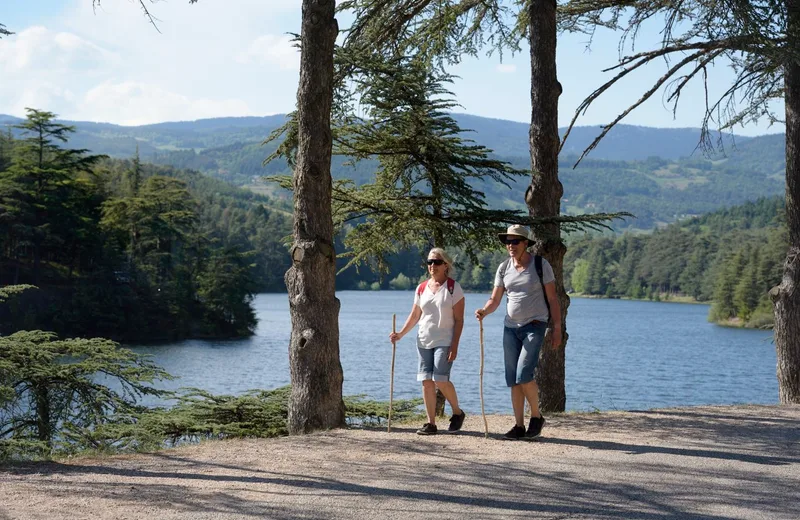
left=571, top=259, right=590, bottom=293
left=1, top=108, right=107, bottom=285
left=47, top=386, right=424, bottom=457
left=343, top=394, right=424, bottom=426
left=271, top=53, right=531, bottom=272
left=0, top=109, right=291, bottom=341
left=269, top=52, right=624, bottom=274
left=340, top=0, right=525, bottom=69
left=196, top=248, right=258, bottom=336
left=0, top=284, right=35, bottom=303
left=0, top=330, right=171, bottom=458
left=73, top=387, right=292, bottom=453
left=6, top=109, right=786, bottom=232
left=388, top=273, right=413, bottom=290
left=562, top=197, right=787, bottom=327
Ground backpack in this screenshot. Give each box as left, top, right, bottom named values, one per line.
left=417, top=277, right=456, bottom=296
left=499, top=255, right=551, bottom=320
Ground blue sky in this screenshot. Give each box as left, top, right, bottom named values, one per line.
left=0, top=0, right=785, bottom=136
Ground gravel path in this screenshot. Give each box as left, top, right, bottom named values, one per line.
left=2, top=405, right=799, bottom=520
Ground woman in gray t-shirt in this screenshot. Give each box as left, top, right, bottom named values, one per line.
left=475, top=225, right=562, bottom=440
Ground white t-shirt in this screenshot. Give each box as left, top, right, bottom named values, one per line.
left=413, top=278, right=465, bottom=349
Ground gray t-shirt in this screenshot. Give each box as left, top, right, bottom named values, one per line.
left=494, top=256, right=555, bottom=327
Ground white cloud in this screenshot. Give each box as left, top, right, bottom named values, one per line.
left=0, top=26, right=119, bottom=117
left=0, top=25, right=117, bottom=72
left=6, top=85, right=77, bottom=118
left=237, top=35, right=299, bottom=70
left=495, top=64, right=517, bottom=74
left=81, top=81, right=252, bottom=126
left=1, top=2, right=302, bottom=123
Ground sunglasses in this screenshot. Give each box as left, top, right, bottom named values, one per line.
left=426, top=259, right=445, bottom=266
left=502, top=238, right=526, bottom=245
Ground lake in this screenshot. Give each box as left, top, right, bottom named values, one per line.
left=127, top=292, right=778, bottom=413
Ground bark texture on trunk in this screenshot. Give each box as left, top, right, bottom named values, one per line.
left=771, top=0, right=800, bottom=404
left=527, top=0, right=569, bottom=412
left=287, top=0, right=345, bottom=433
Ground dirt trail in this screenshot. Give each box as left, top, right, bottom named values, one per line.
left=2, top=405, right=799, bottom=519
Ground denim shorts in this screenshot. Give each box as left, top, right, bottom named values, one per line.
left=417, top=345, right=453, bottom=382
left=503, top=321, right=547, bottom=387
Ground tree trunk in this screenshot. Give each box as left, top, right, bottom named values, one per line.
left=35, top=384, right=51, bottom=444
left=527, top=0, right=569, bottom=412
left=771, top=0, right=800, bottom=404
left=286, top=0, right=345, bottom=433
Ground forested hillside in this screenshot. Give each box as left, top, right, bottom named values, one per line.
left=0, top=112, right=751, bottom=160
left=0, top=110, right=293, bottom=341
left=1, top=110, right=790, bottom=329
left=562, top=197, right=787, bottom=328
left=1, top=113, right=786, bottom=230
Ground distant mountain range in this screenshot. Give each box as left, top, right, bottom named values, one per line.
left=1, top=112, right=787, bottom=230
left=0, top=112, right=774, bottom=161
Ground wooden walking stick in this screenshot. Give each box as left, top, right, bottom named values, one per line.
left=479, top=318, right=489, bottom=438
left=388, top=313, right=397, bottom=433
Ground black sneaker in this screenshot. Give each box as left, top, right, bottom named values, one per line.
left=527, top=415, right=545, bottom=438
left=448, top=411, right=466, bottom=432
left=416, top=423, right=438, bottom=435
left=503, top=425, right=526, bottom=440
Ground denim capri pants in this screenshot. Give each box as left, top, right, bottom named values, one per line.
left=417, top=345, right=453, bottom=382
left=503, top=321, right=547, bottom=387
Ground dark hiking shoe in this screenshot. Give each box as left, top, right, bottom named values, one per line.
left=527, top=415, right=546, bottom=438
left=448, top=411, right=466, bottom=432
left=416, top=423, right=438, bottom=435
left=503, top=425, right=526, bottom=440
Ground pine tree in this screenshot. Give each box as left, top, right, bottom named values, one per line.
left=711, top=250, right=747, bottom=322
left=0, top=330, right=170, bottom=456
left=734, top=248, right=761, bottom=322
left=3, top=109, right=105, bottom=285
left=325, top=54, right=530, bottom=271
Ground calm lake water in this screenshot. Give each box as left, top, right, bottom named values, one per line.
left=128, top=292, right=778, bottom=413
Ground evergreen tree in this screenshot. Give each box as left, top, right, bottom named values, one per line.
left=0, top=330, right=170, bottom=455
left=2, top=109, right=105, bottom=285
left=570, top=259, right=590, bottom=293
left=586, top=246, right=608, bottom=295
left=0, top=128, right=13, bottom=172
left=196, top=247, right=257, bottom=336
left=734, top=248, right=761, bottom=322
left=679, top=238, right=713, bottom=300
left=711, top=250, right=747, bottom=321
left=323, top=54, right=529, bottom=271
left=286, top=0, right=345, bottom=434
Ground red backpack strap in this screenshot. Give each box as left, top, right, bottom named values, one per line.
left=447, top=278, right=455, bottom=295
left=416, top=280, right=428, bottom=296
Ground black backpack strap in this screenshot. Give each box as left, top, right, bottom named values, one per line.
left=535, top=255, right=551, bottom=321
left=499, top=258, right=511, bottom=279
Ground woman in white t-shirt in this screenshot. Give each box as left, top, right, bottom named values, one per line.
left=389, top=248, right=466, bottom=435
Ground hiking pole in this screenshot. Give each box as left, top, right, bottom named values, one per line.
left=479, top=318, right=489, bottom=439
left=388, top=313, right=397, bottom=433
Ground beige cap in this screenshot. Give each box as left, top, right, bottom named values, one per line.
left=498, top=224, right=532, bottom=243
